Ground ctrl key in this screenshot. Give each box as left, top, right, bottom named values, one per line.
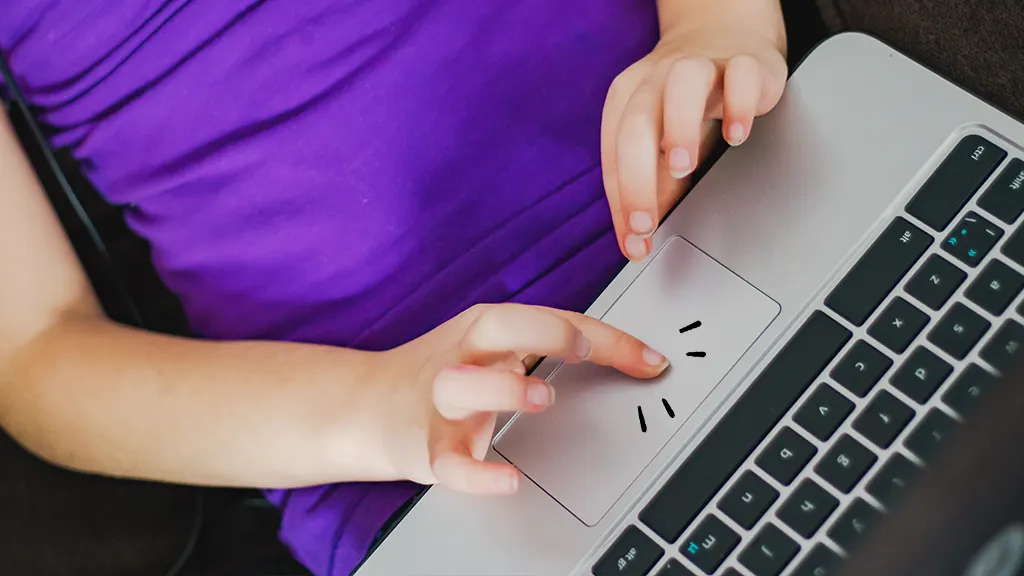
left=680, top=514, right=741, bottom=574
left=592, top=525, right=663, bottom=576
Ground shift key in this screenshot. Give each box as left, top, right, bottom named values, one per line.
left=906, top=134, right=1006, bottom=231
left=825, top=217, right=932, bottom=326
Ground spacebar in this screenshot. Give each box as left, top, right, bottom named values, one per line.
left=637, top=311, right=851, bottom=543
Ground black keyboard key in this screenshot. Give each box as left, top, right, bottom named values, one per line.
left=794, top=384, right=854, bottom=441
left=927, top=302, right=991, bottom=360
left=867, top=297, right=929, bottom=354
left=965, top=260, right=1024, bottom=316
left=654, top=559, right=695, bottom=576
left=905, top=254, right=967, bottom=310
left=977, top=157, right=1024, bottom=224
left=814, top=434, right=877, bottom=493
left=891, top=346, right=953, bottom=404
left=825, top=217, right=931, bottom=326
left=943, top=363, right=997, bottom=417
left=830, top=340, right=892, bottom=397
left=776, top=479, right=839, bottom=539
left=905, top=134, right=1006, bottom=231
left=792, top=544, right=842, bottom=576
left=942, top=211, right=1004, bottom=267
left=904, top=408, right=957, bottom=462
left=852, top=390, right=915, bottom=449
left=980, top=318, right=1024, bottom=373
left=592, top=525, right=664, bottom=576
left=717, top=471, right=779, bottom=530
left=866, top=453, right=921, bottom=509
left=1002, top=227, right=1024, bottom=268
left=755, top=427, right=817, bottom=486
left=739, top=524, right=800, bottom=576
left=638, top=312, right=851, bottom=543
left=721, top=570, right=742, bottom=576
left=680, top=515, right=740, bottom=574
left=828, top=498, right=882, bottom=553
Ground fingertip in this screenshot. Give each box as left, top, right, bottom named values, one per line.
left=623, top=234, right=650, bottom=261
left=725, top=121, right=749, bottom=146
left=667, top=146, right=693, bottom=179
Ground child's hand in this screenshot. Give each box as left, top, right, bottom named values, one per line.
left=381, top=303, right=668, bottom=495
left=601, top=22, right=787, bottom=261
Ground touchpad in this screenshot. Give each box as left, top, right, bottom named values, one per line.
left=492, top=236, right=780, bottom=526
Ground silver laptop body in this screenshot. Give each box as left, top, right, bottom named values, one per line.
left=357, top=31, right=1024, bottom=576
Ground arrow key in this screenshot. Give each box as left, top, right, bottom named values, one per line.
left=794, top=384, right=855, bottom=441
left=852, top=390, right=916, bottom=449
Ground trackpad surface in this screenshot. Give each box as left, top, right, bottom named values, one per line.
left=492, top=236, right=779, bottom=526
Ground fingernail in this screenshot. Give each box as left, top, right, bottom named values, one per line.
left=493, top=471, right=519, bottom=493
left=668, top=147, right=692, bottom=179
left=527, top=383, right=553, bottom=406
left=642, top=347, right=667, bottom=367
left=629, top=211, right=655, bottom=236
left=728, top=122, right=747, bottom=145
left=624, top=234, right=648, bottom=260
left=576, top=335, right=592, bottom=361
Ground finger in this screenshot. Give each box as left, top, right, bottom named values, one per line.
left=464, top=304, right=669, bottom=379
left=662, top=57, right=718, bottom=179
left=615, top=77, right=663, bottom=261
left=433, top=365, right=554, bottom=420
left=721, top=54, right=763, bottom=146
left=601, top=71, right=639, bottom=257
left=432, top=442, right=520, bottom=495
left=462, top=304, right=590, bottom=363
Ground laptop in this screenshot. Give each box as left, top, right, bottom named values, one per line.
left=356, top=31, right=1024, bottom=576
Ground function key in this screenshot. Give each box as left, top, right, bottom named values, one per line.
left=965, top=259, right=1024, bottom=315
left=979, top=318, right=1024, bottom=373
left=905, top=254, right=967, bottom=310
left=891, top=346, right=953, bottom=404
left=738, top=523, right=800, bottom=576
left=591, top=525, right=664, bottom=576
left=794, top=383, right=854, bottom=441
left=906, top=134, right=1006, bottom=231
left=825, top=217, right=931, bottom=326
left=867, top=297, right=929, bottom=354
left=852, top=390, right=916, bottom=449
left=792, top=544, right=843, bottom=576
left=827, top=498, right=882, bottom=554
left=680, top=515, right=740, bottom=574
left=941, top=211, right=1004, bottom=267
left=904, top=408, right=957, bottom=463
left=866, top=453, right=921, bottom=509
left=830, top=340, right=892, bottom=397
left=977, top=158, right=1024, bottom=224
left=1002, top=227, right=1024, bottom=268
left=927, top=302, right=991, bottom=360
left=776, top=478, right=839, bottom=539
left=755, top=427, right=817, bottom=486
left=654, top=559, right=695, bottom=576
left=717, top=471, right=779, bottom=530
left=942, top=363, right=997, bottom=417
left=814, top=434, right=878, bottom=493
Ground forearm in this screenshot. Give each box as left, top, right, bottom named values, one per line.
left=656, top=0, right=786, bottom=53
left=1, top=317, right=395, bottom=489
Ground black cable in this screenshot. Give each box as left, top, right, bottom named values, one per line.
left=0, top=53, right=203, bottom=576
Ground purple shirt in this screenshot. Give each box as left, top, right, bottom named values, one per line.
left=1, top=1, right=659, bottom=573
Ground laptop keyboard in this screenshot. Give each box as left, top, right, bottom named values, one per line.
left=590, top=131, right=1024, bottom=576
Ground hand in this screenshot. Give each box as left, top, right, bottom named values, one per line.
left=600, top=23, right=788, bottom=261
left=380, top=303, right=669, bottom=495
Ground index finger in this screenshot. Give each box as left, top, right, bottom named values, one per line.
left=461, top=304, right=668, bottom=379
left=615, top=80, right=663, bottom=261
